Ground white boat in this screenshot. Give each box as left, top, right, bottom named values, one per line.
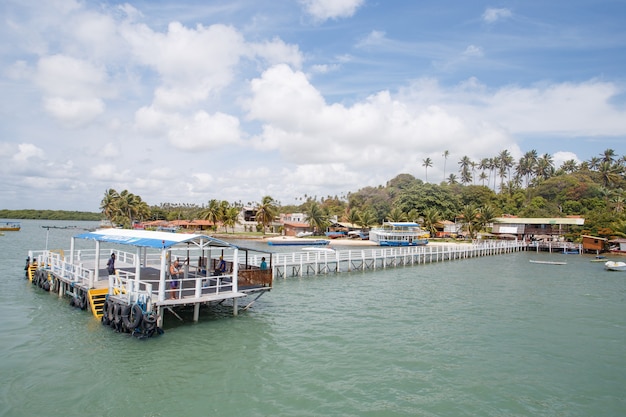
left=296, top=231, right=313, bottom=237
left=369, top=222, right=429, bottom=247
left=529, top=260, right=567, bottom=265
left=604, top=261, right=626, bottom=271
left=301, top=247, right=335, bottom=252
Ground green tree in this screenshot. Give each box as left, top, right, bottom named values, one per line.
left=201, top=199, right=222, bottom=228
left=357, top=210, right=376, bottom=229
left=387, top=207, right=407, bottom=222
left=422, top=157, right=433, bottom=182
left=305, top=201, right=329, bottom=234
left=421, top=207, right=441, bottom=237
left=460, top=204, right=480, bottom=239
left=100, top=188, right=120, bottom=222
left=256, top=196, right=279, bottom=235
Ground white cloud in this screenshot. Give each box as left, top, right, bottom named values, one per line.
left=168, top=111, right=242, bottom=151
left=249, top=37, right=303, bottom=69
left=553, top=151, right=580, bottom=169
left=357, top=30, right=387, bottom=48
left=34, top=55, right=109, bottom=125
left=13, top=143, right=46, bottom=162
left=300, top=0, right=365, bottom=21
left=482, top=8, right=512, bottom=23
left=463, top=45, right=484, bottom=57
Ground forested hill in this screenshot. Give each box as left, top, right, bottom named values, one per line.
left=0, top=209, right=101, bottom=221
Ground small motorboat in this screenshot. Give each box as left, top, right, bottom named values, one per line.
left=604, top=261, right=626, bottom=271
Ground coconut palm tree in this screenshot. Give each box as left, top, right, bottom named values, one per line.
left=201, top=199, right=222, bottom=229
left=223, top=206, right=240, bottom=233
left=535, top=153, right=554, bottom=180
left=560, top=159, right=578, bottom=174
left=357, top=210, right=376, bottom=230
left=422, top=157, right=433, bottom=182
left=256, top=195, right=278, bottom=235
left=421, top=207, right=441, bottom=237
left=442, top=150, right=449, bottom=181
left=479, top=172, right=488, bottom=186
left=304, top=201, right=329, bottom=234
left=460, top=204, right=480, bottom=239
left=598, top=161, right=621, bottom=188
left=387, top=207, right=407, bottom=222
left=100, top=188, right=120, bottom=222
left=447, top=174, right=458, bottom=185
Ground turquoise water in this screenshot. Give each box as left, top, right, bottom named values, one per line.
left=0, top=220, right=625, bottom=416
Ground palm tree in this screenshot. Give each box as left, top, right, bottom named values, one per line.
left=422, top=157, right=433, bottom=182
left=588, top=156, right=601, bottom=171
left=421, top=207, right=440, bottom=237
left=601, top=148, right=616, bottom=164
left=201, top=199, right=221, bottom=229
left=442, top=150, right=449, bottom=181
left=598, top=161, right=620, bottom=188
left=387, top=207, right=407, bottom=222
left=478, top=205, right=498, bottom=232
left=305, top=201, right=329, bottom=234
left=535, top=153, right=554, bottom=180
left=560, top=159, right=578, bottom=174
left=447, top=174, right=458, bottom=185
left=460, top=204, right=480, bottom=239
left=479, top=172, right=488, bottom=186
left=100, top=188, right=120, bottom=222
left=116, top=190, right=142, bottom=228
left=223, top=206, right=240, bottom=233
left=347, top=208, right=360, bottom=226
left=256, top=195, right=278, bottom=235
left=357, top=210, right=376, bottom=230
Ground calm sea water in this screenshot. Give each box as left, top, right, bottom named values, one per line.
left=0, top=220, right=624, bottom=417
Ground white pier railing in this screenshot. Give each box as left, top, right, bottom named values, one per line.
left=271, top=240, right=526, bottom=278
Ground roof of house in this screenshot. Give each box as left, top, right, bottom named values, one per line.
left=492, top=217, right=585, bottom=225
left=581, top=235, right=608, bottom=241
left=282, top=222, right=311, bottom=228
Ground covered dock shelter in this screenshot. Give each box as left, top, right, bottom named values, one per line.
left=46, top=229, right=272, bottom=328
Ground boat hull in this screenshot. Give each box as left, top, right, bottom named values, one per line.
left=379, top=239, right=428, bottom=247
left=604, top=261, right=626, bottom=271
left=267, top=239, right=330, bottom=246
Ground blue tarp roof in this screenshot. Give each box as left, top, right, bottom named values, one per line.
left=74, top=229, right=235, bottom=249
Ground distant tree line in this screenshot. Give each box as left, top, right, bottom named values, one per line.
left=0, top=209, right=101, bottom=221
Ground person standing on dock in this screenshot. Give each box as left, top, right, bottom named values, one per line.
left=107, top=253, right=116, bottom=276
left=217, top=256, right=226, bottom=275
left=260, top=257, right=267, bottom=270
left=169, top=259, right=182, bottom=299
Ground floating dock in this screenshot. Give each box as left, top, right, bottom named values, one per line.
left=25, top=229, right=272, bottom=337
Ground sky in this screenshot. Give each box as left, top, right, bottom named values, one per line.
left=1, top=0, right=625, bottom=212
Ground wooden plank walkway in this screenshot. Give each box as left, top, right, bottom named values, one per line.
left=271, top=241, right=527, bottom=278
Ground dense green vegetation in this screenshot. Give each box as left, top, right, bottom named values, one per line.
left=4, top=149, right=625, bottom=239
left=0, top=209, right=101, bottom=221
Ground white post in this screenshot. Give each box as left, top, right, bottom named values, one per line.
left=158, top=249, right=167, bottom=302
left=232, top=247, right=239, bottom=293
left=70, top=237, right=75, bottom=265
left=94, top=240, right=101, bottom=283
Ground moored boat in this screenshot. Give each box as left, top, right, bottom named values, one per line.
left=529, top=260, right=567, bottom=265
left=0, top=221, right=21, bottom=231
left=604, top=261, right=626, bottom=271
left=369, top=222, right=429, bottom=246
left=267, top=238, right=330, bottom=246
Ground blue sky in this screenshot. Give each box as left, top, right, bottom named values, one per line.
left=1, top=0, right=625, bottom=211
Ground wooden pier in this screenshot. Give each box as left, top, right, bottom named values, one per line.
left=270, top=241, right=527, bottom=278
